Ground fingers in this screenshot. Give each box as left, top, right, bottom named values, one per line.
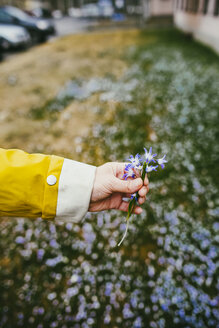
left=144, top=174, right=149, bottom=186
left=138, top=176, right=149, bottom=198
left=138, top=196, right=146, bottom=205
left=122, top=194, right=146, bottom=206
left=138, top=186, right=147, bottom=197
left=133, top=207, right=143, bottom=214
left=112, top=162, right=149, bottom=189
left=119, top=201, right=143, bottom=214
left=113, top=176, right=143, bottom=194
left=112, top=162, right=149, bottom=182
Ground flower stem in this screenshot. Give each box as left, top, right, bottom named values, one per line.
left=117, top=218, right=130, bottom=247
left=117, top=162, right=147, bottom=246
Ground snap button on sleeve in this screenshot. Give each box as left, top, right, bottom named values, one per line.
left=47, top=175, right=57, bottom=186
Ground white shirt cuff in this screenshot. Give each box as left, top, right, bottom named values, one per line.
left=55, top=159, right=96, bottom=223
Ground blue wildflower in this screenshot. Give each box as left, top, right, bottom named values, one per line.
left=148, top=265, right=155, bottom=277
left=143, top=147, right=157, bottom=164
left=146, top=165, right=158, bottom=173
left=157, top=154, right=168, bottom=169
left=128, top=153, right=142, bottom=169
left=123, top=164, right=135, bottom=180
left=37, top=249, right=45, bottom=261
left=161, top=303, right=169, bottom=311
left=131, top=193, right=138, bottom=201
left=15, top=236, right=25, bottom=244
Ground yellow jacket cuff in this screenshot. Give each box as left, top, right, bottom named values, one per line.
left=0, top=148, right=96, bottom=222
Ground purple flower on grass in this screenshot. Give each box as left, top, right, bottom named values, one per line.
left=157, top=154, right=168, bottom=169
left=143, top=147, right=157, bottom=164
left=37, top=249, right=45, bottom=261
left=15, top=236, right=25, bottom=244
left=123, top=164, right=135, bottom=180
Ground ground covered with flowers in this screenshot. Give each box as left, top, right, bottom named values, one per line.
left=0, top=29, right=218, bottom=328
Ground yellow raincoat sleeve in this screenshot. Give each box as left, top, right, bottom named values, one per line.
left=0, top=148, right=64, bottom=220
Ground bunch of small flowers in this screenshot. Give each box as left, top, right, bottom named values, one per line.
left=118, top=147, right=167, bottom=246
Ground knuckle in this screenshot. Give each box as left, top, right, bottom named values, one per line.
left=127, top=180, right=133, bottom=193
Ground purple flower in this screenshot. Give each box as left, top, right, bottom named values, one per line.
left=143, top=147, right=157, bottom=164
left=146, top=165, right=158, bottom=173
left=157, top=154, right=168, bottom=169
left=161, top=303, right=169, bottom=311
left=148, top=265, right=155, bottom=277
left=131, top=193, right=138, bottom=201
left=105, top=282, right=113, bottom=296
left=128, top=154, right=142, bottom=169
left=37, top=249, right=45, bottom=261
left=15, top=236, right=25, bottom=244
left=123, top=164, right=135, bottom=180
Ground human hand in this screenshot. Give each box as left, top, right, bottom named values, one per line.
left=89, top=162, right=149, bottom=214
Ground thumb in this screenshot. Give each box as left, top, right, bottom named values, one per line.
left=113, top=177, right=143, bottom=194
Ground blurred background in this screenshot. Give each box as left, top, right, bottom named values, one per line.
left=0, top=1, right=219, bottom=328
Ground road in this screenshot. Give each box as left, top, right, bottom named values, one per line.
left=54, top=16, right=98, bottom=36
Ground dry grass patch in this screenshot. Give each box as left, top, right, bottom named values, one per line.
left=0, top=29, right=153, bottom=158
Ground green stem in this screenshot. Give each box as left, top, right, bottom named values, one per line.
left=117, top=162, right=147, bottom=246
left=127, top=161, right=147, bottom=217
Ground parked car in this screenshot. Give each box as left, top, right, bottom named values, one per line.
left=0, top=24, right=30, bottom=50
left=52, top=10, right=63, bottom=19
left=68, top=7, right=82, bottom=18
left=0, top=37, right=4, bottom=61
left=99, top=0, right=114, bottom=18
left=0, top=6, right=56, bottom=43
left=27, top=7, right=53, bottom=19
left=80, top=1, right=114, bottom=19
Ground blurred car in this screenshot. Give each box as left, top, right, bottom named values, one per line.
left=28, top=7, right=53, bottom=19
left=0, top=6, right=56, bottom=43
left=0, top=24, right=30, bottom=50
left=99, top=0, right=114, bottom=18
left=80, top=1, right=114, bottom=19
left=52, top=10, right=63, bottom=19
left=68, top=7, right=82, bottom=18
left=0, top=37, right=4, bottom=60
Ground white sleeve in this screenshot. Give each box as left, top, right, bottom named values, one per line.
left=55, top=159, right=96, bottom=223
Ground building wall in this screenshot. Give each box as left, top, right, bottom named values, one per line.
left=174, top=0, right=219, bottom=54
left=142, top=0, right=174, bottom=18
left=150, top=0, right=174, bottom=16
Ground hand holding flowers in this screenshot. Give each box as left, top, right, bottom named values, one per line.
left=118, top=147, right=167, bottom=246
left=89, top=162, right=149, bottom=214
left=88, top=147, right=166, bottom=246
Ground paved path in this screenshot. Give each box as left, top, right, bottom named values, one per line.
left=54, top=17, right=98, bottom=37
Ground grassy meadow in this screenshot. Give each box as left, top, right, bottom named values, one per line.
left=0, top=29, right=219, bottom=328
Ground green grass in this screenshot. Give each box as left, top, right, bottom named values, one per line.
left=0, top=28, right=218, bottom=328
